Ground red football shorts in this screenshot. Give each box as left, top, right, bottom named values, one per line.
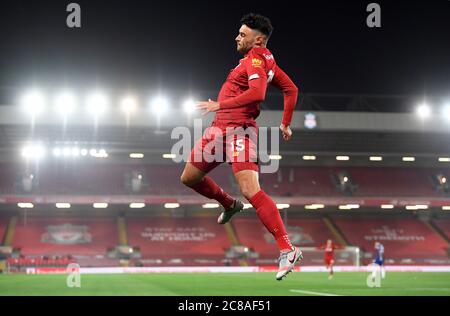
left=188, top=121, right=259, bottom=174
left=325, top=256, right=334, bottom=266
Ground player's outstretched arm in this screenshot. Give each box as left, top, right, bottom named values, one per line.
left=271, top=65, right=299, bottom=140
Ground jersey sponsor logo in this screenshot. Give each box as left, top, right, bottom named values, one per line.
left=267, top=70, right=275, bottom=83
left=263, top=53, right=274, bottom=60
left=248, top=73, right=260, bottom=80
left=251, top=58, right=263, bottom=67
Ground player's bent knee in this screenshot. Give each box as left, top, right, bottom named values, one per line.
left=180, top=171, right=203, bottom=187
left=180, top=173, right=194, bottom=187
left=239, top=187, right=259, bottom=200
left=235, top=169, right=260, bottom=199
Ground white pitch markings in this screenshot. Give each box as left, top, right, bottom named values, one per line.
left=290, top=289, right=341, bottom=296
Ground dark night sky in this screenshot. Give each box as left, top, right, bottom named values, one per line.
left=0, top=0, right=449, bottom=100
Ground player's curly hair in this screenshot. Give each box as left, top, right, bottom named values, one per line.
left=240, top=13, right=273, bottom=39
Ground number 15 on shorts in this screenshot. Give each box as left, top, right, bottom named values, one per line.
left=231, top=139, right=245, bottom=152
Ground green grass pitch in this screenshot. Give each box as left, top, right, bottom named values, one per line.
left=0, top=272, right=449, bottom=296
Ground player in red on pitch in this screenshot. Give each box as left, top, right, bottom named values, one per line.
left=318, top=239, right=341, bottom=279
left=180, top=13, right=301, bottom=280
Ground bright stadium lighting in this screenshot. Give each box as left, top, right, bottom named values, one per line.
left=336, top=156, right=350, bottom=161
left=381, top=204, right=394, bottom=209
left=305, top=204, right=325, bottom=210
left=370, top=156, right=383, bottom=161
left=17, top=203, right=34, bottom=208
left=276, top=204, right=290, bottom=209
left=442, top=206, right=450, bottom=211
left=302, top=155, right=316, bottom=160
left=87, top=92, right=109, bottom=115
left=130, top=153, right=144, bottom=159
left=347, top=204, right=360, bottom=209
left=88, top=148, right=107, bottom=158
left=80, top=148, right=88, bottom=156
left=343, top=176, right=349, bottom=183
left=120, top=96, right=138, bottom=114
left=21, top=145, right=46, bottom=159
left=63, top=148, right=71, bottom=156
left=53, top=148, right=61, bottom=157
left=183, top=99, right=196, bottom=114
left=129, top=203, right=145, bottom=209
left=98, top=149, right=107, bottom=158
left=164, top=203, right=180, bottom=209
left=162, top=153, right=176, bottom=159
left=151, top=96, right=169, bottom=116
left=438, top=157, right=450, bottom=162
left=56, top=203, right=71, bottom=209
left=202, top=203, right=219, bottom=209
left=442, top=105, right=450, bottom=120
left=269, top=155, right=282, bottom=160
left=416, top=103, right=431, bottom=118
left=405, top=205, right=423, bottom=210
left=339, top=205, right=351, bottom=210
left=93, top=203, right=108, bottom=208
left=22, top=90, right=45, bottom=115
left=55, top=91, right=76, bottom=115
left=243, top=203, right=253, bottom=209
left=71, top=147, right=80, bottom=157
left=402, top=156, right=415, bottom=162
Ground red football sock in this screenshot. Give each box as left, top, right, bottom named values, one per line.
left=248, top=190, right=293, bottom=252
left=190, top=176, right=234, bottom=209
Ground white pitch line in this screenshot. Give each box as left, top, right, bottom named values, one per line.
left=290, top=289, right=341, bottom=296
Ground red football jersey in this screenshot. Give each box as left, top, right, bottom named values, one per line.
left=216, top=47, right=298, bottom=125
left=320, top=242, right=337, bottom=259
left=324, top=245, right=336, bottom=258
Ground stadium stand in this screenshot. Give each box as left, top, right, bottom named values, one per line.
left=1, top=163, right=448, bottom=198
left=331, top=215, right=450, bottom=265
left=126, top=216, right=233, bottom=266
left=2, top=162, right=450, bottom=268
left=232, top=216, right=347, bottom=265
left=259, top=167, right=337, bottom=197
left=348, top=168, right=440, bottom=197
left=0, top=217, right=7, bottom=244
left=10, top=217, right=118, bottom=268
left=0, top=166, right=16, bottom=195
left=3, top=212, right=450, bottom=268
left=433, top=218, right=450, bottom=240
